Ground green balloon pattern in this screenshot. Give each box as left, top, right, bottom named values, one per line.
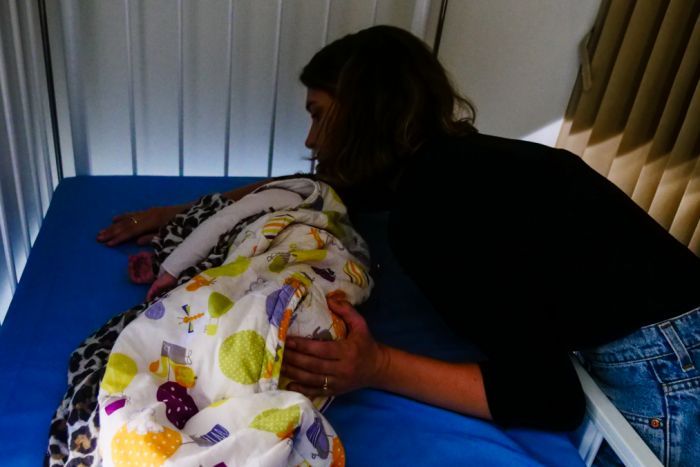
left=268, top=254, right=288, bottom=273
left=250, top=404, right=301, bottom=434
left=101, top=353, right=138, bottom=394
left=219, top=330, right=266, bottom=384
left=208, top=292, right=234, bottom=318
left=323, top=211, right=345, bottom=239
left=327, top=186, right=343, bottom=205
left=205, top=256, right=251, bottom=278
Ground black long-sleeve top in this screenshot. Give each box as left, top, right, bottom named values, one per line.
left=383, top=133, right=700, bottom=430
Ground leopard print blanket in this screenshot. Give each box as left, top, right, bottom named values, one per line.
left=45, top=193, right=268, bottom=467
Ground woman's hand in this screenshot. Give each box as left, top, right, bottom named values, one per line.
left=96, top=205, right=186, bottom=247
left=281, top=296, right=389, bottom=398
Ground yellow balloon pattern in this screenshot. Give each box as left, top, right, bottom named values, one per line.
left=219, top=330, right=266, bottom=384
left=101, top=353, right=137, bottom=394
left=250, top=404, right=301, bottom=439
left=111, top=424, right=182, bottom=466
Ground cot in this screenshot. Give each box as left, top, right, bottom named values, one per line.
left=1, top=175, right=594, bottom=466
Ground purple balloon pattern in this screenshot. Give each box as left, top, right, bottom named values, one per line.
left=145, top=301, right=165, bottom=320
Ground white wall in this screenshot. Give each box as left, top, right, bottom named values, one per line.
left=437, top=0, right=601, bottom=146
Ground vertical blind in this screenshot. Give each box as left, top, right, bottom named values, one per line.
left=557, top=0, right=700, bottom=253
left=0, top=0, right=58, bottom=323
left=47, top=0, right=433, bottom=179
left=0, top=0, right=433, bottom=323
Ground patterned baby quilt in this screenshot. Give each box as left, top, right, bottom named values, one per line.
left=97, top=179, right=372, bottom=466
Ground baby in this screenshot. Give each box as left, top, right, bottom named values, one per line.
left=130, top=183, right=306, bottom=301
left=100, top=176, right=371, bottom=466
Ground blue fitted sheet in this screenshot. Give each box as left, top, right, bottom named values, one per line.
left=0, top=176, right=584, bottom=466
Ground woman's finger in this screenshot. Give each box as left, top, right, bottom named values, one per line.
left=282, top=346, right=338, bottom=375
left=106, top=228, right=135, bottom=246
left=100, top=217, right=150, bottom=246
left=281, top=361, right=327, bottom=387
left=286, top=336, right=341, bottom=360
left=282, top=362, right=335, bottom=397
left=96, top=224, right=119, bottom=241
left=98, top=226, right=123, bottom=244
left=327, top=298, right=368, bottom=334
left=98, top=221, right=131, bottom=243
left=284, top=381, right=328, bottom=399
left=112, top=212, right=135, bottom=223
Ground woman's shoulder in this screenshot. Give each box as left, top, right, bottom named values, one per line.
left=418, top=133, right=589, bottom=189
left=404, top=133, right=571, bottom=185
left=420, top=132, right=570, bottom=162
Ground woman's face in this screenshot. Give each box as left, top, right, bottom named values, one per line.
left=304, top=88, right=334, bottom=150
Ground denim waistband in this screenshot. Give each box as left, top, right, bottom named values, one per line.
left=582, top=306, right=700, bottom=365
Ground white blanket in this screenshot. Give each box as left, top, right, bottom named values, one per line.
left=97, top=179, right=372, bottom=466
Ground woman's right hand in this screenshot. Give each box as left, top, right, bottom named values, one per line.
left=96, top=204, right=186, bottom=246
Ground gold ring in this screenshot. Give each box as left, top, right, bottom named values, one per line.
left=322, top=375, right=328, bottom=392
left=128, top=216, right=139, bottom=225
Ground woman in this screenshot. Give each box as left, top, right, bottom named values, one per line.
left=98, top=26, right=700, bottom=466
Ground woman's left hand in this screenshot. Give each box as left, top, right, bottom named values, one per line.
left=281, top=296, right=389, bottom=398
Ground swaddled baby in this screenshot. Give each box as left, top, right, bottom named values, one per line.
left=98, top=178, right=372, bottom=466
left=147, top=185, right=306, bottom=301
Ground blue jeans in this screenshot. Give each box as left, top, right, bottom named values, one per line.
left=580, top=306, right=700, bottom=466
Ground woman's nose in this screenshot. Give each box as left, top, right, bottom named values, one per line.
left=305, top=126, right=316, bottom=149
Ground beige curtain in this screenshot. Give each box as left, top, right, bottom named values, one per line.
left=557, top=0, right=700, bottom=253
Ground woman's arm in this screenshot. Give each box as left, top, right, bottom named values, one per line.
left=372, top=345, right=492, bottom=420
left=283, top=295, right=586, bottom=430
left=97, top=204, right=191, bottom=247
left=96, top=179, right=273, bottom=246
left=281, top=296, right=492, bottom=420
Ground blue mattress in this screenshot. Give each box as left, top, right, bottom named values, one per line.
left=0, top=176, right=584, bottom=466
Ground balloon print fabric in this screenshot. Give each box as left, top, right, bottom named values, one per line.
left=97, top=179, right=372, bottom=466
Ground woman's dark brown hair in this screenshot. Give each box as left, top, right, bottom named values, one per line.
left=300, top=25, right=476, bottom=188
